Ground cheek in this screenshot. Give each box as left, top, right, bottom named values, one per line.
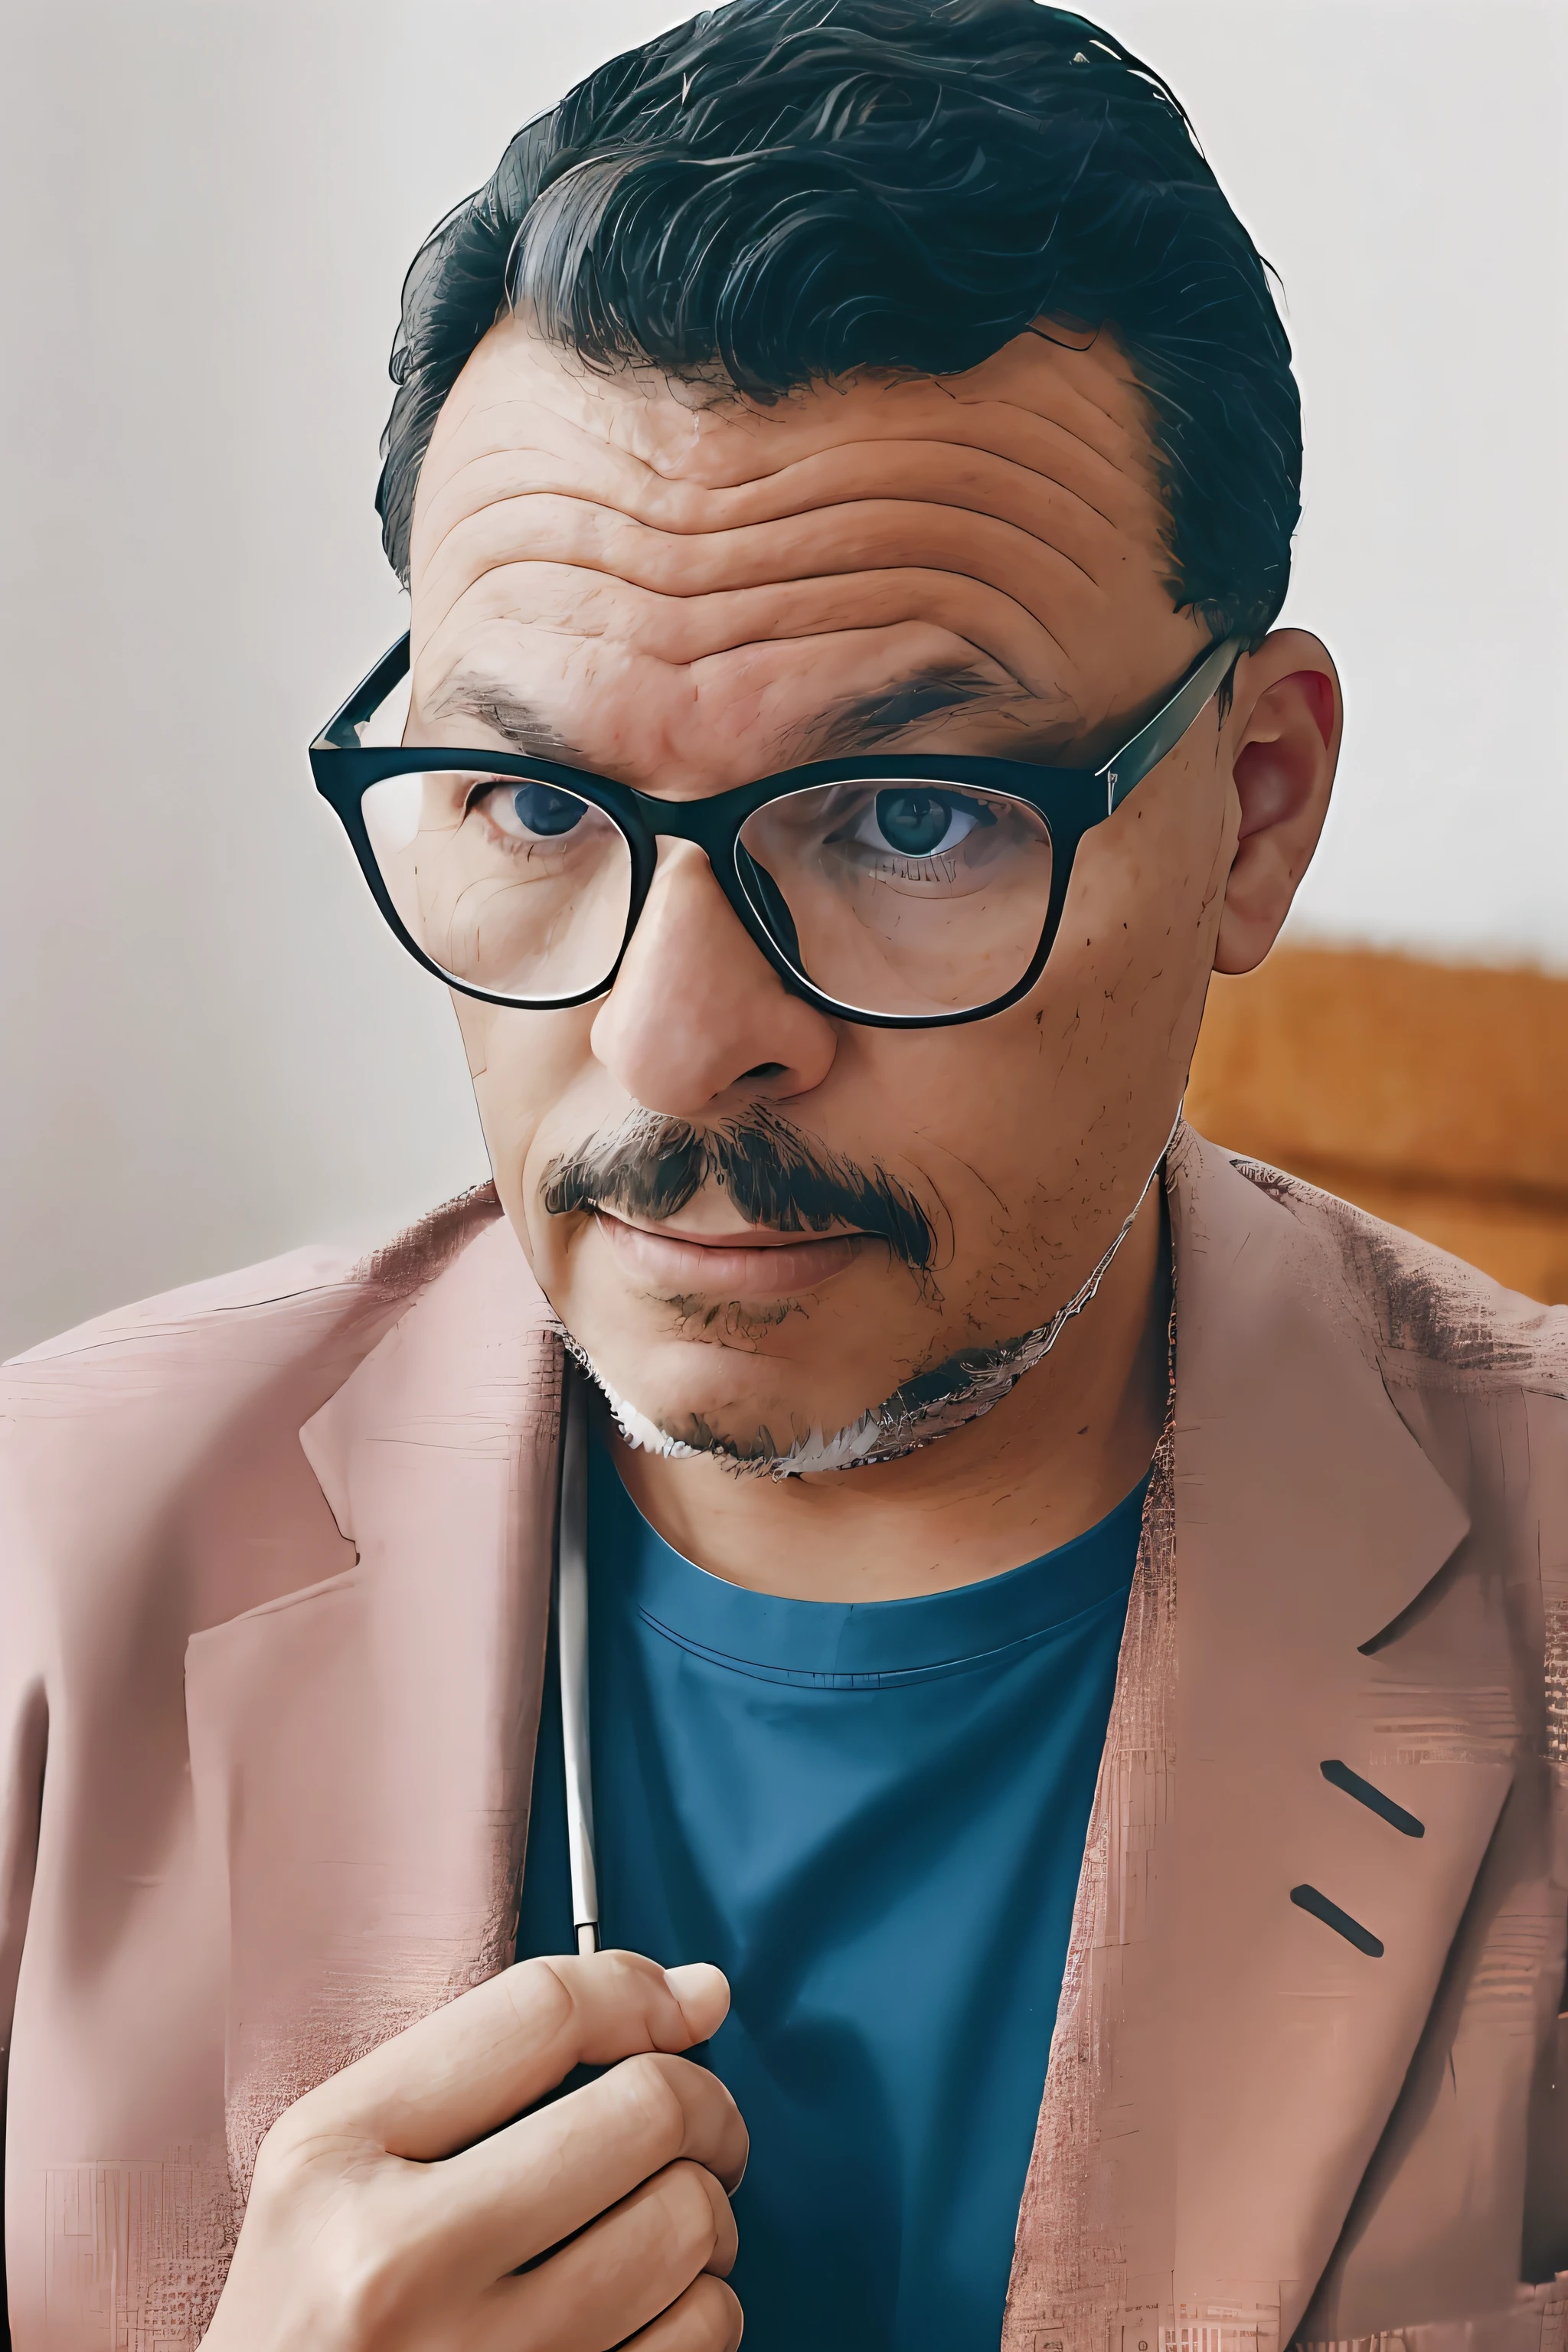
left=886, top=782, right=1225, bottom=1245
left=453, top=1000, right=597, bottom=1207
left=1062, top=759, right=1232, bottom=1004
left=454, top=995, right=490, bottom=1081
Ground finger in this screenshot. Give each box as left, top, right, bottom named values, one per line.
left=430, top=2050, right=747, bottom=2279
left=475, top=2161, right=737, bottom=2352
left=623, top=2276, right=745, bottom=2352
left=274, top=1951, right=730, bottom=2161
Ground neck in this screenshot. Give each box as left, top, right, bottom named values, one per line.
left=610, top=1184, right=1170, bottom=1603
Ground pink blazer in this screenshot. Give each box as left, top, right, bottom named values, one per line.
left=3, top=1127, right=1567, bottom=2350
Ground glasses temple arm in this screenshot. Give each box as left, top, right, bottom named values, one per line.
left=1096, top=632, right=1245, bottom=815
left=311, top=632, right=413, bottom=753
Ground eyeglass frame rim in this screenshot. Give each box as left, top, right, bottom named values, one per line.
left=309, top=628, right=1244, bottom=1031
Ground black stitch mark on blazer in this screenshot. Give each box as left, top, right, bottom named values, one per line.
left=1320, top=1758, right=1425, bottom=1838
left=1289, top=1883, right=1384, bottom=1956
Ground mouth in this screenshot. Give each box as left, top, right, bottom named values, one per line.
left=593, top=1210, right=868, bottom=1298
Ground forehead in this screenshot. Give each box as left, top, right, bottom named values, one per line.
left=406, top=313, right=1204, bottom=786
left=415, top=311, right=1165, bottom=528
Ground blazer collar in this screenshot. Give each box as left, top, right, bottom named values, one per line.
left=185, top=1211, right=562, bottom=2210
left=1005, top=1126, right=1511, bottom=2350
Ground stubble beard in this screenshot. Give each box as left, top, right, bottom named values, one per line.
left=547, top=1099, right=1175, bottom=1478
left=562, top=1152, right=1165, bottom=1477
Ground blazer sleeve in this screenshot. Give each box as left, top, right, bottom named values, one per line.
left=0, top=1394, right=50, bottom=2352
left=1524, top=1999, right=1568, bottom=2280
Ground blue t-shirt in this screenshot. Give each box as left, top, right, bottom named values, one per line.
left=518, top=1423, right=1142, bottom=2351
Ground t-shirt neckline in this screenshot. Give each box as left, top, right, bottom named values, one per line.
left=589, top=1426, right=1147, bottom=1681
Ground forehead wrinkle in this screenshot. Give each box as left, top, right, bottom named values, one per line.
left=992, top=354, right=1134, bottom=455
left=425, top=438, right=1135, bottom=584
left=435, top=557, right=1080, bottom=691
left=418, top=577, right=1075, bottom=738
left=598, top=357, right=1148, bottom=488
left=413, top=474, right=1129, bottom=681
left=427, top=495, right=1110, bottom=629
left=427, top=318, right=1163, bottom=541
left=414, top=363, right=1165, bottom=615
left=956, top=332, right=1155, bottom=462
left=427, top=396, right=1147, bottom=537
left=425, top=332, right=1157, bottom=525
left=415, top=429, right=1129, bottom=696
left=444, top=364, right=1140, bottom=483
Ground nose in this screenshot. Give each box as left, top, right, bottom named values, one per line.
left=589, top=838, right=838, bottom=1117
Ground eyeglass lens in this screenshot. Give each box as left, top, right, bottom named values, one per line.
left=363, top=771, right=634, bottom=1002
left=737, top=779, right=1054, bottom=1018
left=361, top=770, right=1054, bottom=1016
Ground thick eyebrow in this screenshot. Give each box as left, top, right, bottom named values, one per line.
left=791, top=666, right=1019, bottom=760
left=422, top=673, right=576, bottom=762
left=426, top=662, right=1014, bottom=767
left=789, top=664, right=1090, bottom=765
left=426, top=658, right=1091, bottom=777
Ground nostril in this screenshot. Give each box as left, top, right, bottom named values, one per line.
left=743, top=1063, right=787, bottom=1081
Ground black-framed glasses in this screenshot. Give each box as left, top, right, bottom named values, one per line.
left=310, top=629, right=1241, bottom=1030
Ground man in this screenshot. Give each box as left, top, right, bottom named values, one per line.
left=3, top=1, right=1566, bottom=2344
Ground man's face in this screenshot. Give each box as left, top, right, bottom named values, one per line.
left=404, top=315, right=1234, bottom=1458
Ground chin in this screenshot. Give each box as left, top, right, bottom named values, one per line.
left=569, top=1321, right=897, bottom=1464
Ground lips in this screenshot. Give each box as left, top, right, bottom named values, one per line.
left=593, top=1210, right=867, bottom=1298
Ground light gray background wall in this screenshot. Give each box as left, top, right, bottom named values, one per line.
left=2, top=0, right=1564, bottom=1356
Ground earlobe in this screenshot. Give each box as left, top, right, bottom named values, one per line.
left=1212, top=631, right=1341, bottom=978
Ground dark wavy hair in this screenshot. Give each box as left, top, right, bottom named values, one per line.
left=377, top=0, right=1301, bottom=645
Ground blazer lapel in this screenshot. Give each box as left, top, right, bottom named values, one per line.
left=1005, top=1128, right=1512, bottom=2351
left=185, top=1213, right=563, bottom=2210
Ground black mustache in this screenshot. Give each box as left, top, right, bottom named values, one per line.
left=541, top=1105, right=934, bottom=1271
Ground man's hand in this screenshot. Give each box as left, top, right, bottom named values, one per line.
left=202, top=1950, right=746, bottom=2352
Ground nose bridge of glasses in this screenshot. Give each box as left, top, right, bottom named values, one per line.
left=624, top=778, right=758, bottom=863
left=616, top=785, right=811, bottom=989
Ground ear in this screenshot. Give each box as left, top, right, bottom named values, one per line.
left=1213, top=629, right=1341, bottom=977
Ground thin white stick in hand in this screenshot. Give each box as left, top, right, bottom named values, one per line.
left=557, top=1365, right=599, bottom=1956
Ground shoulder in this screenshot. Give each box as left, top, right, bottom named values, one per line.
left=1197, top=1138, right=1568, bottom=1399
left=4, top=1183, right=505, bottom=1385
left=0, top=1184, right=509, bottom=1628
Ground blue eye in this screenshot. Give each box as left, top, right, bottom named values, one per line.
left=863, top=789, right=994, bottom=858
left=511, top=781, right=586, bottom=836
left=876, top=789, right=948, bottom=854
